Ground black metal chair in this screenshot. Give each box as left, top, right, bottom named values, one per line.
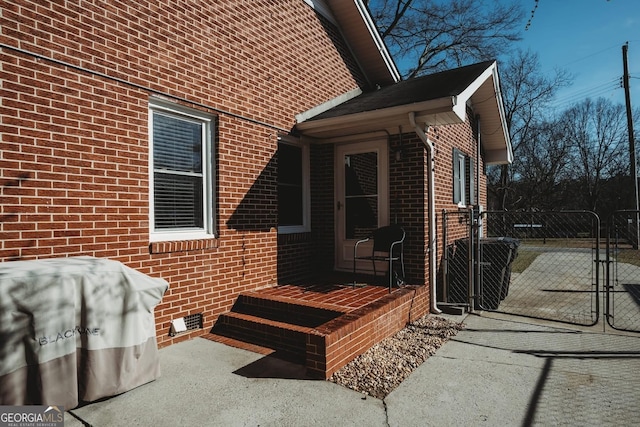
left=353, top=225, right=405, bottom=292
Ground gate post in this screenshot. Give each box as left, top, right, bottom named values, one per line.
left=469, top=207, right=480, bottom=312
left=442, top=209, right=449, bottom=304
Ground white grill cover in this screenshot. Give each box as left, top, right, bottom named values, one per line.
left=0, top=256, right=169, bottom=408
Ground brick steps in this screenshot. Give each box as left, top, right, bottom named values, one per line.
left=210, top=293, right=345, bottom=370
left=211, top=311, right=312, bottom=364
left=233, top=292, right=344, bottom=328
left=208, top=285, right=429, bottom=379
left=201, top=332, right=276, bottom=356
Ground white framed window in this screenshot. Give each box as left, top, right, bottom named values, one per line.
left=149, top=99, right=215, bottom=242
left=277, top=135, right=310, bottom=233
left=453, top=148, right=475, bottom=207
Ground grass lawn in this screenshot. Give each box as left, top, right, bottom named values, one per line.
left=615, top=249, right=640, bottom=267
left=510, top=241, right=640, bottom=270
left=511, top=249, right=542, bottom=273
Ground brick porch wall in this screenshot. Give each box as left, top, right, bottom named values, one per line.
left=310, top=285, right=430, bottom=379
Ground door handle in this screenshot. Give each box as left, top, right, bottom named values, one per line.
left=337, top=201, right=342, bottom=210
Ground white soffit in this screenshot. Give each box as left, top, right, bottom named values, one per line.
left=323, top=0, right=400, bottom=86
left=295, top=88, right=363, bottom=123
left=302, top=0, right=337, bottom=25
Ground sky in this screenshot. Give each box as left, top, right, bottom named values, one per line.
left=515, top=0, right=640, bottom=112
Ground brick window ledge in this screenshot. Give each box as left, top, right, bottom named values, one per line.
left=149, top=238, right=219, bottom=254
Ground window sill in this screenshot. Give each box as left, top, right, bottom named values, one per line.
left=278, top=226, right=311, bottom=234
left=149, top=238, right=219, bottom=254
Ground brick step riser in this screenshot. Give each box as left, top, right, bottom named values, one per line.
left=212, top=314, right=308, bottom=363
left=234, top=295, right=342, bottom=328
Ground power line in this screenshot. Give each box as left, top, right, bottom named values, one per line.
left=536, top=43, right=621, bottom=75
left=539, top=40, right=640, bottom=75
left=550, top=78, right=621, bottom=110
left=555, top=43, right=621, bottom=69
left=544, top=41, right=640, bottom=111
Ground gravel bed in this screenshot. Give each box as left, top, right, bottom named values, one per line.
left=328, top=315, right=464, bottom=399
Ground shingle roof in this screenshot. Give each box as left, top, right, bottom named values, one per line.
left=309, top=61, right=495, bottom=121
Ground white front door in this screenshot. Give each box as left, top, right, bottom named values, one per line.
left=335, top=140, right=389, bottom=271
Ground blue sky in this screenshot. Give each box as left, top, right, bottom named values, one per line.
left=515, top=0, right=640, bottom=111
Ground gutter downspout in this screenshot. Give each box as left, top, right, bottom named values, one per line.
left=474, top=115, right=482, bottom=313
left=476, top=115, right=481, bottom=217
left=409, top=112, right=442, bottom=314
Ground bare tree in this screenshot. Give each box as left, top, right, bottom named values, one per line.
left=511, top=120, right=573, bottom=210
left=367, top=0, right=524, bottom=78
left=491, top=49, right=572, bottom=210
left=561, top=98, right=629, bottom=211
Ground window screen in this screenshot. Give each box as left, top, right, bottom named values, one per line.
left=278, top=143, right=303, bottom=227
left=152, top=111, right=204, bottom=230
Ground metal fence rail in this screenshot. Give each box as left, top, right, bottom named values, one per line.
left=607, top=211, right=640, bottom=332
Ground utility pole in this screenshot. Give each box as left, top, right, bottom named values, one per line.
left=622, top=42, right=639, bottom=248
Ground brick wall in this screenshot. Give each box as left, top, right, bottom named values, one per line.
left=389, top=134, right=428, bottom=285
left=387, top=117, right=487, bottom=297
left=277, top=232, right=313, bottom=283
left=1, top=0, right=365, bottom=347
left=431, top=116, right=487, bottom=246
left=310, top=285, right=430, bottom=379
left=310, top=143, right=336, bottom=273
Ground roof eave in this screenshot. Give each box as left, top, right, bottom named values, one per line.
left=466, top=63, right=513, bottom=165
left=295, top=61, right=513, bottom=166
left=323, top=0, right=401, bottom=86
left=295, top=97, right=457, bottom=139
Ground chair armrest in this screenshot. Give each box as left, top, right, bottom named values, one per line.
left=389, top=240, right=403, bottom=256
left=354, top=237, right=371, bottom=257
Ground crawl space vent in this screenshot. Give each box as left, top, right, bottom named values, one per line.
left=170, top=313, right=203, bottom=336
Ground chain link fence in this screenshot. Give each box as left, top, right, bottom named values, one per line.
left=607, top=211, right=640, bottom=332
left=441, top=210, right=601, bottom=326
left=440, top=210, right=473, bottom=308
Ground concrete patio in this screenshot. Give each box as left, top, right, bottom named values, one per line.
left=64, top=312, right=640, bottom=426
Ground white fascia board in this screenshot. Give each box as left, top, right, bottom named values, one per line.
left=296, top=96, right=455, bottom=131
left=296, top=88, right=363, bottom=123
left=302, top=0, right=337, bottom=25
left=452, top=62, right=497, bottom=121
left=490, top=64, right=513, bottom=163
left=484, top=148, right=512, bottom=165
left=353, top=0, right=401, bottom=83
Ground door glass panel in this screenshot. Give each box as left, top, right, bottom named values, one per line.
left=344, top=152, right=378, bottom=239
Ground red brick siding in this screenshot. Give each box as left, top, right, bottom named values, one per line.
left=430, top=117, right=486, bottom=248
left=429, top=117, right=487, bottom=298
left=1, top=0, right=365, bottom=347
left=276, top=143, right=335, bottom=284
left=277, top=232, right=313, bottom=283
left=389, top=134, right=428, bottom=286
left=309, top=143, right=336, bottom=273
left=387, top=117, right=487, bottom=294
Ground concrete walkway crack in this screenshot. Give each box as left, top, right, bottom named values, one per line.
left=67, top=410, right=92, bottom=427
left=382, top=398, right=390, bottom=427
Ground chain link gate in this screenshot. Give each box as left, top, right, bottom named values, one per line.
left=440, top=209, right=473, bottom=309
left=440, top=210, right=601, bottom=326
left=606, top=210, right=640, bottom=332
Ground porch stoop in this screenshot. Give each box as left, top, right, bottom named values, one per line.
left=207, top=284, right=429, bottom=379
